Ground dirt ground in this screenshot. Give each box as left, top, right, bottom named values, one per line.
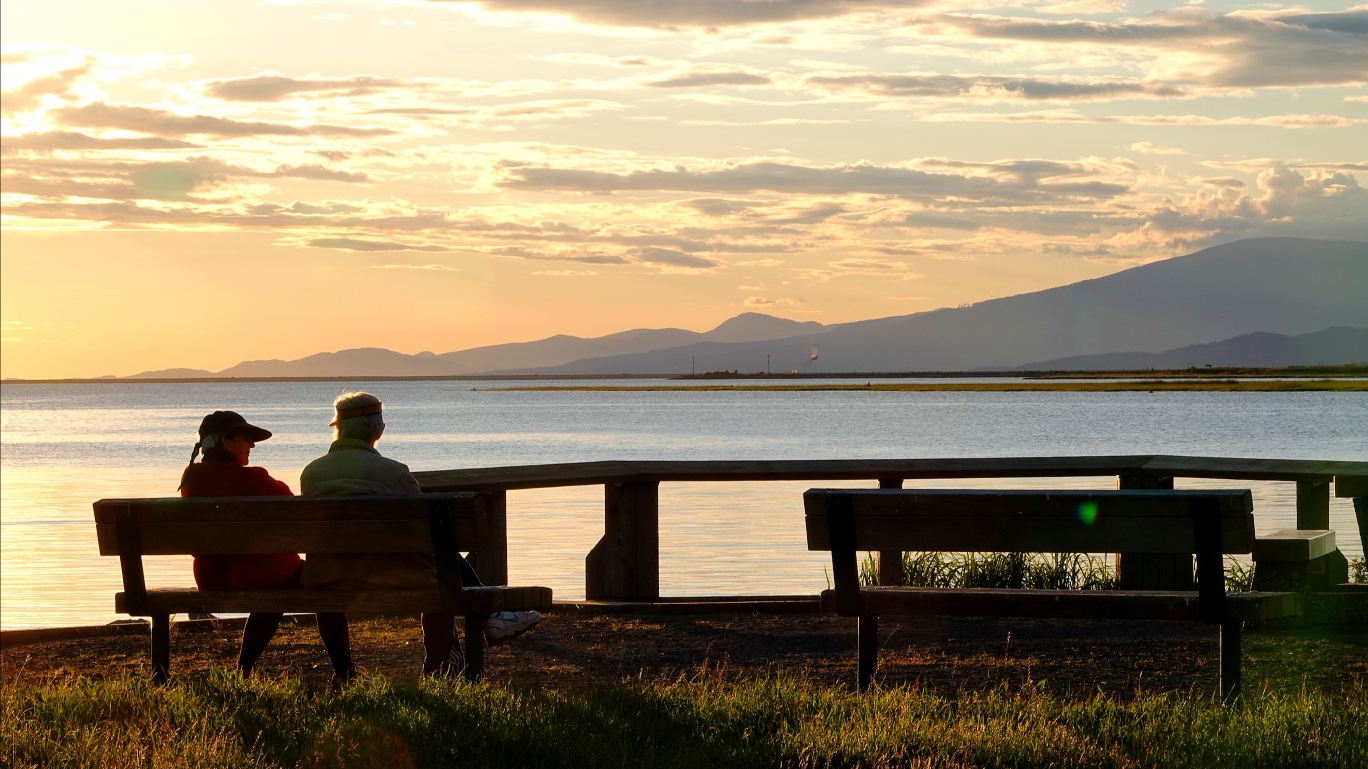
left=3, top=613, right=1364, bottom=699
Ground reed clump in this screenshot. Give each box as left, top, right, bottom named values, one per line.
left=860, top=552, right=1118, bottom=590
left=3, top=671, right=1364, bottom=768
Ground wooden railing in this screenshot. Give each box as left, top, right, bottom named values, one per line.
left=412, top=455, right=1368, bottom=601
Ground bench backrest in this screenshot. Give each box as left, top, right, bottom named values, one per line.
left=804, top=489, right=1254, bottom=554
left=93, top=493, right=487, bottom=555
left=805, top=489, right=1254, bottom=622
left=93, top=492, right=487, bottom=615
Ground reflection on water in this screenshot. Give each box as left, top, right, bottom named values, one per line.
left=2, top=381, right=1364, bottom=629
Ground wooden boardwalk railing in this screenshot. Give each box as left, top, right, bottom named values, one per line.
left=412, top=455, right=1368, bottom=601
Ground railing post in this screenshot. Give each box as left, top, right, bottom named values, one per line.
left=1296, top=480, right=1330, bottom=530
left=1116, top=474, right=1194, bottom=590
left=586, top=481, right=659, bottom=600
left=876, top=478, right=904, bottom=586
left=467, top=489, right=508, bottom=586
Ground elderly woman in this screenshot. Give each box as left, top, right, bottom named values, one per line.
left=301, top=392, right=539, bottom=676
left=179, top=410, right=354, bottom=682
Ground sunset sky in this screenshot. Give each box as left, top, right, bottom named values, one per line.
left=2, top=0, right=1365, bottom=378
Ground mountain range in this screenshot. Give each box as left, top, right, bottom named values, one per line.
left=129, top=237, right=1368, bottom=378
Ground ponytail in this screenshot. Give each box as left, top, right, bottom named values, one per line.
left=177, top=441, right=202, bottom=491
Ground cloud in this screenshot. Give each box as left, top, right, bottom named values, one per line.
left=1121, top=165, right=1368, bottom=248
left=0, top=156, right=369, bottom=202
left=450, top=0, right=912, bottom=30
left=643, top=65, right=773, bottom=88
left=923, top=110, right=1367, bottom=128
left=807, top=72, right=1188, bottom=102
left=1129, top=141, right=1185, bottom=155
left=498, top=159, right=1131, bottom=204
left=310, top=238, right=450, bottom=252
left=368, top=263, right=458, bottom=270
left=0, top=131, right=200, bottom=152
left=636, top=247, right=719, bottom=268
left=920, top=10, right=1368, bottom=91
left=203, top=73, right=416, bottom=101
left=55, top=102, right=394, bottom=137
left=0, top=59, right=94, bottom=113
left=538, top=53, right=665, bottom=67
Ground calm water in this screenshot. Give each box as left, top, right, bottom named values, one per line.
left=2, top=380, right=1365, bottom=630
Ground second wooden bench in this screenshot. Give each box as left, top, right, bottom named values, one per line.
left=806, top=488, right=1306, bottom=699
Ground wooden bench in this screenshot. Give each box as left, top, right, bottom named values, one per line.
left=805, top=489, right=1304, bottom=699
left=93, top=492, right=552, bottom=683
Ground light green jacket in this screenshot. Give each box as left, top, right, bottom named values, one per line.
left=299, top=439, right=435, bottom=590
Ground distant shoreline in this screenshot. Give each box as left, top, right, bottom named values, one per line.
left=487, top=380, right=1368, bottom=393
left=4, top=365, right=1364, bottom=385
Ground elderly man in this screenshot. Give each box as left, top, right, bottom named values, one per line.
left=300, top=391, right=539, bottom=676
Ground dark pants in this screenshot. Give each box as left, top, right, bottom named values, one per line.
left=421, top=555, right=483, bottom=673
left=240, top=612, right=352, bottom=676
left=237, top=566, right=353, bottom=676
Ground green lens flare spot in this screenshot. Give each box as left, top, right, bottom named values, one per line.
left=1078, top=501, right=1098, bottom=525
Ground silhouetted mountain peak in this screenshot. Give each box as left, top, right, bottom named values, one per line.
left=704, top=313, right=825, bottom=343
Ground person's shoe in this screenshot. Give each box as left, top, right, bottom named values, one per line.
left=484, top=611, right=541, bottom=646
left=424, top=645, right=465, bottom=678
left=330, top=665, right=360, bottom=691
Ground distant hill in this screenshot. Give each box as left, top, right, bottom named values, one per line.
left=125, top=237, right=1367, bottom=378
left=510, top=238, right=1368, bottom=375
left=127, top=313, right=825, bottom=378
left=1022, top=326, right=1368, bottom=370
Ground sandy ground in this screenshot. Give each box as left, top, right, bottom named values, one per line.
left=4, top=613, right=1364, bottom=698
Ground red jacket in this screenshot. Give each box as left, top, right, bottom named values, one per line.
left=180, top=451, right=302, bottom=591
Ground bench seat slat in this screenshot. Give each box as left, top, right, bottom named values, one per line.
left=95, top=520, right=485, bottom=556
left=805, top=515, right=1255, bottom=554
left=116, top=586, right=553, bottom=615
left=818, top=588, right=1301, bottom=622
left=1251, top=529, right=1336, bottom=562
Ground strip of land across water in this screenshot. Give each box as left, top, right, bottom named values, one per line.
left=488, top=379, right=1368, bottom=392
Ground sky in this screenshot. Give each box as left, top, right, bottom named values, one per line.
left=1, top=0, right=1365, bottom=379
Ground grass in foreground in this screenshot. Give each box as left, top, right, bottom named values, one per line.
left=4, top=671, right=1364, bottom=769
left=484, top=380, right=1368, bottom=393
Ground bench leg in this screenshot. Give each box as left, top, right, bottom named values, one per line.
left=463, top=613, right=485, bottom=683
left=1220, top=619, right=1241, bottom=702
left=150, top=614, right=170, bottom=685
left=858, top=615, right=878, bottom=692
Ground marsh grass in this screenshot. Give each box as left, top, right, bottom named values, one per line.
left=860, top=552, right=1271, bottom=592
left=860, top=552, right=1118, bottom=590
left=3, top=670, right=1363, bottom=769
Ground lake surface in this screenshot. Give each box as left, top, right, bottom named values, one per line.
left=2, top=380, right=1365, bottom=630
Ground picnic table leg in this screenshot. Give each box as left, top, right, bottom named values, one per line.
left=858, top=615, right=878, bottom=691
left=463, top=613, right=485, bottom=682
left=1220, top=619, right=1241, bottom=702
left=150, top=614, right=170, bottom=685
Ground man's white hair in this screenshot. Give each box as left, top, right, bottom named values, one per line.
left=333, top=391, right=385, bottom=441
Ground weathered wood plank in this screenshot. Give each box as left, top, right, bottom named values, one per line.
left=818, top=588, right=1300, bottom=622
left=93, top=493, right=484, bottom=525
left=804, top=490, right=1256, bottom=553
left=414, top=462, right=638, bottom=492
left=1297, top=481, right=1331, bottom=530
left=586, top=481, right=659, bottom=600
left=410, top=456, right=1368, bottom=490
left=97, top=518, right=488, bottom=556
left=804, top=489, right=1252, bottom=518
left=806, top=514, right=1254, bottom=554
left=1336, top=475, right=1368, bottom=498
left=1116, top=473, right=1193, bottom=591
left=115, top=586, right=553, bottom=615
left=1252, top=529, right=1337, bottom=562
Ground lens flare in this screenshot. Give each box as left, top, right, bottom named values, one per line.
left=1078, top=501, right=1098, bottom=525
